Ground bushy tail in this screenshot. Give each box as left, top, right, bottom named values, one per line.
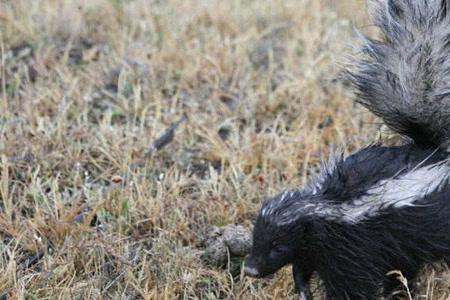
left=348, top=0, right=450, bottom=148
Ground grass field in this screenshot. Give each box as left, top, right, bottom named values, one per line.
left=1, top=0, right=449, bottom=299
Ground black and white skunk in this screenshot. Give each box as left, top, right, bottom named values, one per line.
left=244, top=0, right=450, bottom=299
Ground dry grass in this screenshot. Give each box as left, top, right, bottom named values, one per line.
left=0, top=0, right=449, bottom=299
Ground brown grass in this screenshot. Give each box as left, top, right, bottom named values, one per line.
left=0, top=0, right=449, bottom=299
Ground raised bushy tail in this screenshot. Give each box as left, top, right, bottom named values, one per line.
left=348, top=0, right=450, bottom=148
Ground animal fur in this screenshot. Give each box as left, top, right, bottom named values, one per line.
left=350, top=0, right=450, bottom=149
left=245, top=0, right=450, bottom=299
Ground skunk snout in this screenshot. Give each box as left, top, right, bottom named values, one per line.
left=244, top=255, right=262, bottom=277
left=244, top=266, right=260, bottom=277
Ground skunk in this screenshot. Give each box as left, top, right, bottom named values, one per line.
left=244, top=0, right=450, bottom=299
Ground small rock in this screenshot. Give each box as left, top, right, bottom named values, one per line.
left=223, top=225, right=252, bottom=256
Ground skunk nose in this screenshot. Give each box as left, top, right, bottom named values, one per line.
left=244, top=266, right=260, bottom=277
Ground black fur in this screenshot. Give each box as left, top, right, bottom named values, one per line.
left=317, top=145, right=447, bottom=202
left=306, top=187, right=450, bottom=299
left=347, top=0, right=450, bottom=149
left=246, top=146, right=450, bottom=299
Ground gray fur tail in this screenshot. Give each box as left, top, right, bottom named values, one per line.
left=348, top=0, right=450, bottom=148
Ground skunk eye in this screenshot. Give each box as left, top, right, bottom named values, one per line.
left=273, top=245, right=287, bottom=255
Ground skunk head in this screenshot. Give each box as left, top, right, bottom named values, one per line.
left=244, top=190, right=313, bottom=278
left=244, top=216, right=301, bottom=277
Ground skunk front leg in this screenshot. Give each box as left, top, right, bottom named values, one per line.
left=293, top=261, right=312, bottom=300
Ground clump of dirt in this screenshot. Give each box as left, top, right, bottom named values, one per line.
left=202, top=224, right=252, bottom=267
